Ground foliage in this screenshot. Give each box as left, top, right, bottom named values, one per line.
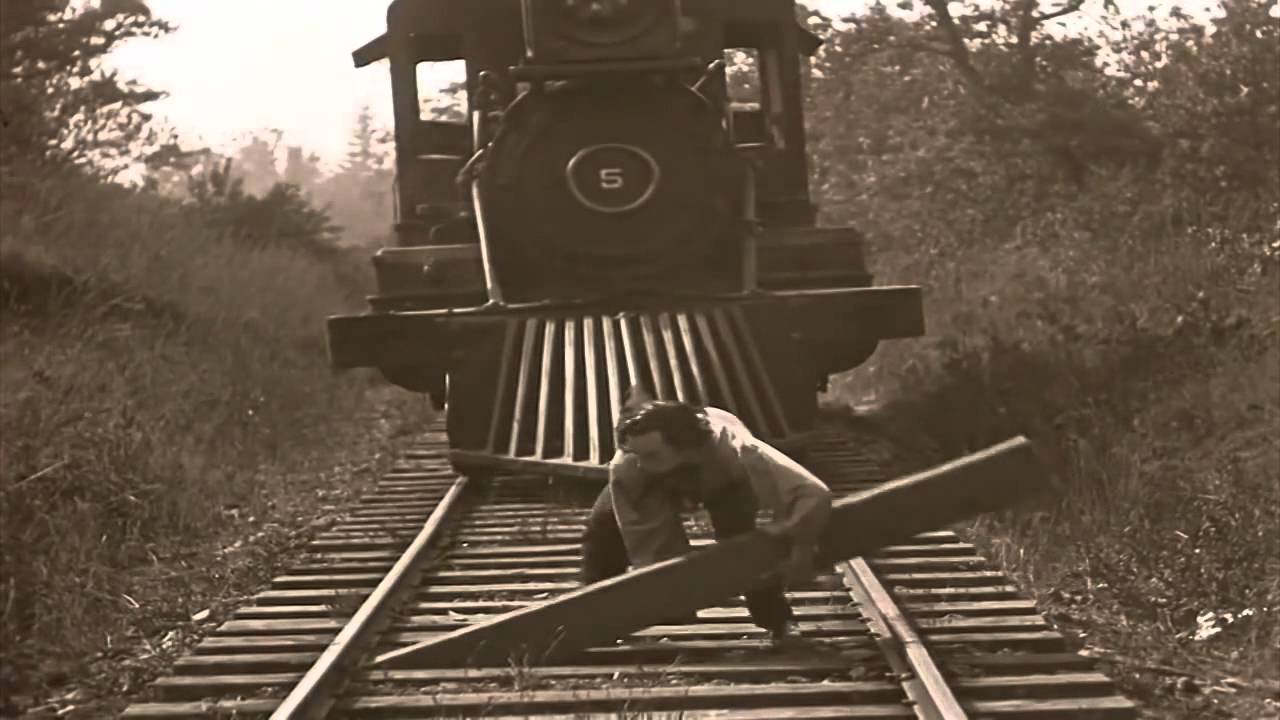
left=1114, top=0, right=1279, bottom=223
left=809, top=0, right=1280, bottom=702
left=0, top=2, right=398, bottom=705
left=186, top=157, right=342, bottom=257
left=232, top=130, right=283, bottom=197
left=0, top=0, right=172, bottom=173
left=0, top=158, right=392, bottom=699
left=314, top=105, right=396, bottom=247
left=422, top=79, right=468, bottom=123
left=802, top=0, right=1278, bottom=263
left=176, top=111, right=398, bottom=249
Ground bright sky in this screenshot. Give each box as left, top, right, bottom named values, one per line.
left=107, top=0, right=863, bottom=167
left=109, top=1, right=1218, bottom=170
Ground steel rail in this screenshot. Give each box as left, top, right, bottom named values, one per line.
left=268, top=475, right=469, bottom=720
left=841, top=555, right=969, bottom=720
left=120, top=422, right=1137, bottom=719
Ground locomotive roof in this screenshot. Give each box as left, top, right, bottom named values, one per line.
left=352, top=0, right=821, bottom=68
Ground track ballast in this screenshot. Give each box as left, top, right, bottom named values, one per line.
left=123, top=422, right=1137, bottom=719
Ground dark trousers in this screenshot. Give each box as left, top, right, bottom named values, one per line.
left=580, top=482, right=794, bottom=631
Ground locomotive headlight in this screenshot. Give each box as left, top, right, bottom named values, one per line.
left=555, top=0, right=653, bottom=46
left=566, top=0, right=630, bottom=22
left=522, top=0, right=681, bottom=63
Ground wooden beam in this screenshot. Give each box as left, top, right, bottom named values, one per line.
left=376, top=437, right=1042, bottom=669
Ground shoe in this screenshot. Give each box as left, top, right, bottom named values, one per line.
left=768, top=620, right=804, bottom=649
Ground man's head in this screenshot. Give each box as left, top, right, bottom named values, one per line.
left=615, top=398, right=713, bottom=475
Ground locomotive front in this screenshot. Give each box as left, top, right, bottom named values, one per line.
left=329, top=0, right=925, bottom=478
left=477, top=0, right=746, bottom=302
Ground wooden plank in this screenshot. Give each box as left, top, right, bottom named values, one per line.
left=950, top=672, right=1122, bottom=698
left=362, top=658, right=857, bottom=682
left=676, top=312, right=709, bottom=404
left=618, top=314, right=643, bottom=393
left=234, top=605, right=352, bottom=620
left=123, top=700, right=922, bottom=720
left=271, top=574, right=386, bottom=589
left=448, top=543, right=581, bottom=556
left=729, top=306, right=791, bottom=436
left=966, top=697, right=1136, bottom=718
left=376, top=437, right=1042, bottom=668
left=415, top=581, right=578, bottom=596
left=156, top=659, right=868, bottom=701
left=878, top=571, right=1007, bottom=586
left=711, top=307, right=767, bottom=431
left=562, top=316, right=579, bottom=461
left=154, top=673, right=302, bottom=701
left=449, top=450, right=608, bottom=480
left=423, top=568, right=580, bottom=583
left=379, top=617, right=873, bottom=638
left=937, top=652, right=1095, bottom=671
left=694, top=311, right=740, bottom=414
left=915, top=615, right=1050, bottom=631
left=582, top=315, right=602, bottom=463
left=533, top=318, right=558, bottom=459
left=253, top=589, right=370, bottom=605
left=867, top=556, right=987, bottom=570
left=121, top=699, right=278, bottom=718
left=485, top=320, right=520, bottom=453
left=461, top=512, right=588, bottom=524
left=580, top=636, right=878, bottom=661
left=173, top=652, right=321, bottom=674
left=600, top=314, right=624, bottom=426
left=900, top=600, right=1040, bottom=616
left=927, top=630, right=1065, bottom=650
left=658, top=312, right=690, bottom=401
left=507, top=317, right=541, bottom=456
left=341, top=681, right=902, bottom=713
left=639, top=313, right=672, bottom=398
left=475, top=709, right=914, bottom=720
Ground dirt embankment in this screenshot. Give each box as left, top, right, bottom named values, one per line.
left=0, top=168, right=430, bottom=717
left=827, top=235, right=1278, bottom=718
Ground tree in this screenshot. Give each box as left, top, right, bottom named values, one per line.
left=810, top=1, right=1159, bottom=187
left=0, top=0, right=172, bottom=173
left=282, top=145, right=323, bottom=196
left=422, top=80, right=467, bottom=123
left=340, top=104, right=384, bottom=178
left=188, top=157, right=340, bottom=256
left=140, top=142, right=215, bottom=197
left=311, top=106, right=395, bottom=247
left=233, top=130, right=283, bottom=197
left=1117, top=0, right=1278, bottom=210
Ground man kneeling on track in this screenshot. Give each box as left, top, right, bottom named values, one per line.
left=580, top=391, right=833, bottom=647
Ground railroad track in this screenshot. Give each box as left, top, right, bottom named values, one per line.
left=123, top=422, right=1137, bottom=719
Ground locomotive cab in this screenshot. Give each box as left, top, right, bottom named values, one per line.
left=330, top=0, right=925, bottom=478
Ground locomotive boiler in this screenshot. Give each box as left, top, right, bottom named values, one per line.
left=327, top=0, right=925, bottom=479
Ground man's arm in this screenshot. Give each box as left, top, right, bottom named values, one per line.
left=742, top=443, right=833, bottom=546
left=609, top=452, right=690, bottom=568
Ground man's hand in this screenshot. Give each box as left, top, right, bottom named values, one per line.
left=758, top=521, right=791, bottom=539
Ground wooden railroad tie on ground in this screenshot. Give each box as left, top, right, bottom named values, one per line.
left=375, top=436, right=1043, bottom=669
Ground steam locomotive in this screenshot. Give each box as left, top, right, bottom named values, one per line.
left=327, top=0, right=924, bottom=479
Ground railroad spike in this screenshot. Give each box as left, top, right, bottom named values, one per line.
left=373, top=436, right=1045, bottom=669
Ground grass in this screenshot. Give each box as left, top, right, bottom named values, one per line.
left=0, top=162, right=420, bottom=705
left=827, top=176, right=1279, bottom=714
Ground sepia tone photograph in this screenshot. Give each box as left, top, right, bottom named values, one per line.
left=0, top=0, right=1276, bottom=718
